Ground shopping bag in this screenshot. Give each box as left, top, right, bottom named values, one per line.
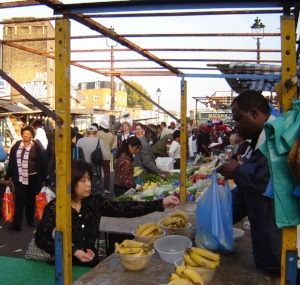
left=35, top=192, right=48, bottom=222
left=2, top=186, right=15, bottom=222
left=41, top=186, right=56, bottom=203
left=195, top=169, right=233, bottom=252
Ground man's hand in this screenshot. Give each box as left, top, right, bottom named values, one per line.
left=74, top=249, right=95, bottom=263
left=160, top=170, right=170, bottom=176
left=216, top=158, right=240, bottom=179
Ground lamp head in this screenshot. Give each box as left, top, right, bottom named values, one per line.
left=156, top=88, right=162, bottom=97
left=251, top=17, right=265, bottom=39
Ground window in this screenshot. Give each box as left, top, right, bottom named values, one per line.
left=81, top=96, right=84, bottom=101
left=95, top=82, right=100, bottom=89
left=94, top=96, right=99, bottom=101
left=86, top=96, right=90, bottom=100
left=81, top=83, right=86, bottom=90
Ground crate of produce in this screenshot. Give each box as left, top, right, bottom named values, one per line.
left=155, top=157, right=174, bottom=171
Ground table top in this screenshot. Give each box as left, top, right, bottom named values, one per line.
left=99, top=202, right=197, bottom=235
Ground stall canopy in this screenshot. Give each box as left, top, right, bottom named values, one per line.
left=212, top=62, right=282, bottom=93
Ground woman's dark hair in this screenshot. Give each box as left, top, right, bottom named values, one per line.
left=115, top=136, right=141, bottom=161
left=91, top=123, right=99, bottom=130
left=232, top=90, right=270, bottom=115
left=71, top=160, right=93, bottom=200
left=21, top=125, right=35, bottom=138
left=173, top=129, right=180, bottom=140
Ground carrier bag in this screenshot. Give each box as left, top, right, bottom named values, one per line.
left=35, top=192, right=48, bottom=222
left=195, top=169, right=233, bottom=252
left=2, top=186, right=15, bottom=222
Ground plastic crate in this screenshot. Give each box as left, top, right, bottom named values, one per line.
left=155, top=157, right=174, bottom=171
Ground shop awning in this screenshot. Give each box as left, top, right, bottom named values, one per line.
left=213, top=62, right=282, bottom=93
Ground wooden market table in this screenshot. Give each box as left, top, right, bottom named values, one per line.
left=99, top=202, right=197, bottom=255
left=73, top=201, right=281, bottom=285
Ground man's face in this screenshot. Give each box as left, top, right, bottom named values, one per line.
left=231, top=102, right=258, bottom=140
left=170, top=124, right=175, bottom=129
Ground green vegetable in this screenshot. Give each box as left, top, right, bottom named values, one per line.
left=113, top=195, right=134, bottom=202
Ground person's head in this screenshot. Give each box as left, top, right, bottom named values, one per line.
left=32, top=120, right=43, bottom=131
left=91, top=123, right=99, bottom=130
left=173, top=129, right=180, bottom=141
left=71, top=160, right=93, bottom=202
left=170, top=121, right=176, bottom=129
left=135, top=122, right=144, bottom=137
left=71, top=129, right=76, bottom=144
left=99, top=119, right=110, bottom=133
left=87, top=125, right=98, bottom=137
left=203, top=125, right=212, bottom=134
left=73, top=126, right=79, bottom=133
left=229, top=133, right=236, bottom=145
left=116, top=136, right=142, bottom=160
left=121, top=121, right=131, bottom=134
left=235, top=133, right=246, bottom=144
left=21, top=125, right=35, bottom=141
left=161, top=122, right=167, bottom=129
left=144, top=124, right=158, bottom=143
left=231, top=90, right=270, bottom=140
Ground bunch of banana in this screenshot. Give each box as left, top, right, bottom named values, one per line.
left=133, top=166, right=144, bottom=177
left=115, top=239, right=151, bottom=256
left=166, top=265, right=205, bottom=285
left=135, top=222, right=163, bottom=236
left=182, top=247, right=220, bottom=269
left=157, top=210, right=189, bottom=228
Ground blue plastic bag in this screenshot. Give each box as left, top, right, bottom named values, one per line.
left=195, top=169, right=233, bottom=252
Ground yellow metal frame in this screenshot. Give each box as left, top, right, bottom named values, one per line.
left=280, top=15, right=298, bottom=285
left=180, top=78, right=187, bottom=202
left=55, top=18, right=72, bottom=284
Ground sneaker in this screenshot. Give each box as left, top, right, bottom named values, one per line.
left=103, top=190, right=110, bottom=195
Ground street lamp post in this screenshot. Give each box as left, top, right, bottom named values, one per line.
left=106, top=26, right=118, bottom=130
left=250, top=17, right=265, bottom=63
left=156, top=88, right=162, bottom=124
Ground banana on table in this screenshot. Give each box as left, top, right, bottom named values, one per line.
left=157, top=210, right=190, bottom=228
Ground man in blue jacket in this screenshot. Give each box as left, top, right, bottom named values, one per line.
left=217, top=90, right=282, bottom=274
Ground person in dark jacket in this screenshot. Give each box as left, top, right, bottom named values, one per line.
left=217, top=90, right=282, bottom=274
left=5, top=125, right=47, bottom=231
left=35, top=159, right=179, bottom=267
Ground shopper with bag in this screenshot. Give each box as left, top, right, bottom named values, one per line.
left=217, top=90, right=282, bottom=274
left=76, top=126, right=107, bottom=195
left=5, top=125, right=47, bottom=231
left=35, top=159, right=179, bottom=267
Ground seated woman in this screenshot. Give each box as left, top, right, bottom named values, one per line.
left=35, top=159, right=179, bottom=267
left=114, top=136, right=143, bottom=197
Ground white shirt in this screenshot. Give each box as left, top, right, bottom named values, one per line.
left=169, top=140, right=180, bottom=159
left=35, top=128, right=48, bottom=150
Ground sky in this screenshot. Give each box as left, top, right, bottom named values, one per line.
left=1, top=2, right=299, bottom=112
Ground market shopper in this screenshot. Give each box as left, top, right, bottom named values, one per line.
left=117, top=121, right=135, bottom=148
left=169, top=130, right=181, bottom=169
left=77, top=126, right=107, bottom=195
left=134, top=122, right=145, bottom=138
left=197, top=125, right=211, bottom=157
left=97, top=119, right=114, bottom=195
left=152, top=133, right=173, bottom=158
left=114, top=136, right=143, bottom=197
left=5, top=125, right=47, bottom=230
left=160, top=121, right=171, bottom=139
left=35, top=159, right=179, bottom=267
left=217, top=90, right=282, bottom=274
left=134, top=124, right=170, bottom=176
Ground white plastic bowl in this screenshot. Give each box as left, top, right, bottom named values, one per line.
left=116, top=249, right=155, bottom=271
left=161, top=222, right=192, bottom=237
left=154, top=235, right=192, bottom=264
left=233, top=228, right=245, bottom=241
left=174, top=258, right=216, bottom=284
left=132, top=230, right=166, bottom=245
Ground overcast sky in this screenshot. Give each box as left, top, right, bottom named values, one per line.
left=1, top=3, right=299, bottom=112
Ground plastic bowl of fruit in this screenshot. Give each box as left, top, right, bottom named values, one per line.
left=174, top=258, right=216, bottom=284
left=160, top=222, right=192, bottom=237
left=132, top=230, right=166, bottom=245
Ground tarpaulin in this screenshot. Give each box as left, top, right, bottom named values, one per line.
left=260, top=100, right=300, bottom=228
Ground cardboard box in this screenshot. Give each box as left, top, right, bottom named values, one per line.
left=155, top=157, right=174, bottom=171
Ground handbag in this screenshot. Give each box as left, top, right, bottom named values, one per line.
left=195, top=169, right=233, bottom=252
left=2, top=186, right=15, bottom=222
left=35, top=192, right=48, bottom=222
left=91, top=139, right=103, bottom=165
left=25, top=238, right=51, bottom=262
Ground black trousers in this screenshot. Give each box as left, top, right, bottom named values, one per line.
left=13, top=174, right=39, bottom=227
left=231, top=186, right=282, bottom=273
